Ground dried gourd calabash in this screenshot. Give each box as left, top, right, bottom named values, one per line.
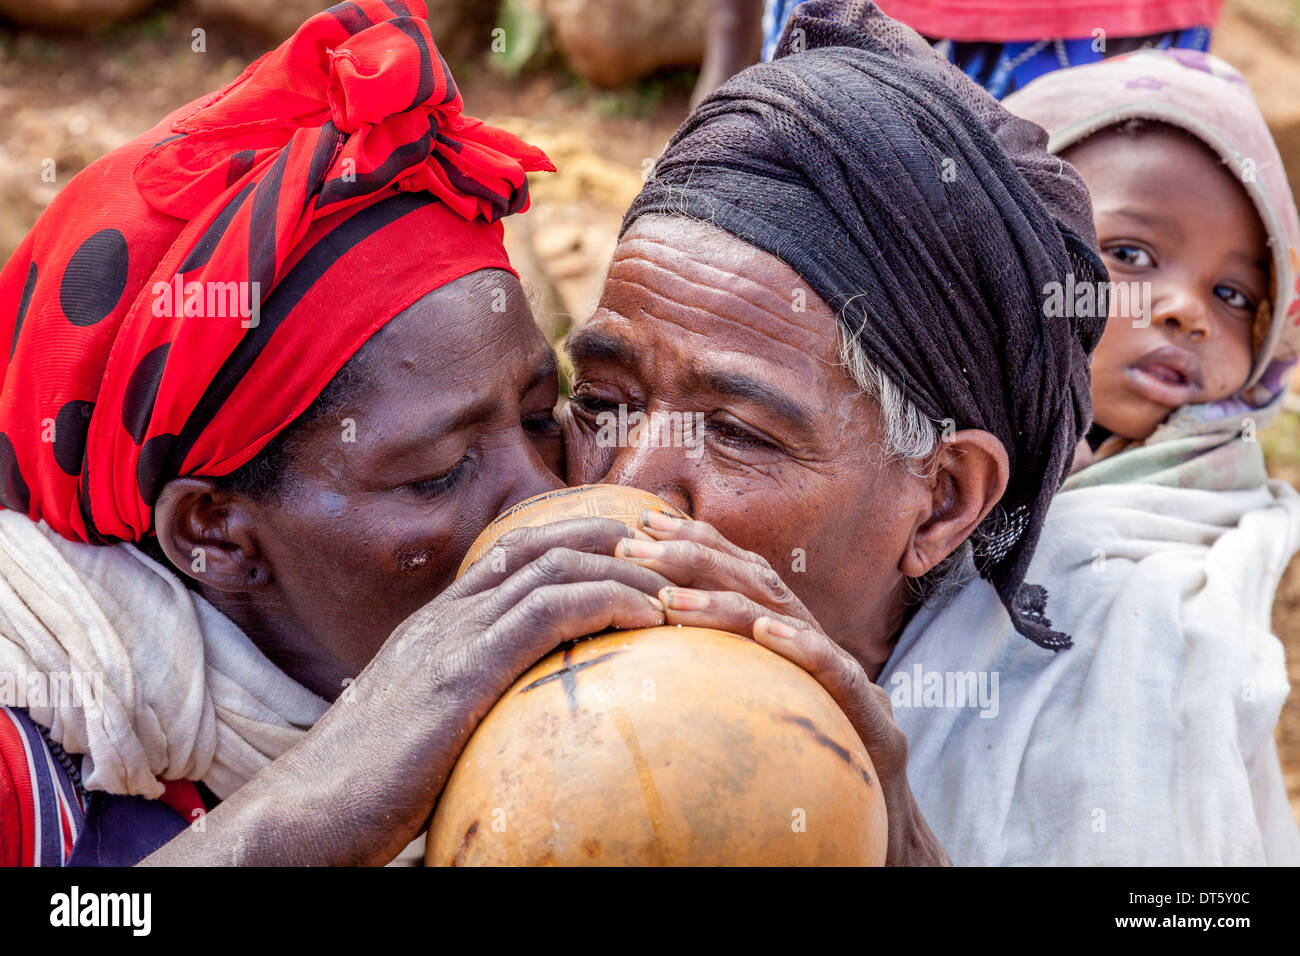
left=428, top=485, right=887, bottom=866
left=456, top=483, right=687, bottom=575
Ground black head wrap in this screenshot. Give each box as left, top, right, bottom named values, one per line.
left=622, top=0, right=1107, bottom=650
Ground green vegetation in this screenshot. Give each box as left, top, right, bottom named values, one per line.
left=491, top=0, right=548, bottom=77
left=586, top=68, right=698, bottom=119
left=1262, top=409, right=1300, bottom=485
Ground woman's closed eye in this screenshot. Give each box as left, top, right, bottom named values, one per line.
left=567, top=387, right=625, bottom=417
left=707, top=414, right=778, bottom=452
left=522, top=409, right=561, bottom=436
left=407, top=454, right=473, bottom=498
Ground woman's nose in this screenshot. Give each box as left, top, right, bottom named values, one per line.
left=498, top=435, right=565, bottom=514
left=599, top=443, right=694, bottom=517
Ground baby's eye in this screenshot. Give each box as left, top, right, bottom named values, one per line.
left=1214, top=284, right=1254, bottom=312
left=1105, top=244, right=1153, bottom=268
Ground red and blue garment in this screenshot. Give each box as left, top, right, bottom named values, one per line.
left=1, top=707, right=207, bottom=866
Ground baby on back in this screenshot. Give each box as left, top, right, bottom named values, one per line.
left=1070, top=117, right=1268, bottom=462
left=1005, top=48, right=1299, bottom=477
left=882, top=50, right=1300, bottom=866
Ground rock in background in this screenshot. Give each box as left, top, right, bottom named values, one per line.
left=189, top=0, right=502, bottom=61
left=0, top=0, right=156, bottom=29
left=541, top=0, right=706, bottom=87
left=1214, top=0, right=1300, bottom=207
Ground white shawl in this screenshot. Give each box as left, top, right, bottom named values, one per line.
left=881, top=478, right=1300, bottom=865
left=0, top=510, right=328, bottom=800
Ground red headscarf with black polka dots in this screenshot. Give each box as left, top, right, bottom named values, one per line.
left=0, top=0, right=553, bottom=544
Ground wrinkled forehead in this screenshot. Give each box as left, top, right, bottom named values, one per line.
left=608, top=215, right=836, bottom=334
left=579, top=216, right=845, bottom=377
left=566, top=216, right=874, bottom=427
left=618, top=214, right=799, bottom=280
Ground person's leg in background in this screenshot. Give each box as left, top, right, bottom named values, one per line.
left=691, top=0, right=764, bottom=108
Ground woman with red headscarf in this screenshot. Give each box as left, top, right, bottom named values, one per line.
left=0, top=0, right=674, bottom=866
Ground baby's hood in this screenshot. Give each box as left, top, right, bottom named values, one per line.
left=1005, top=49, right=1300, bottom=438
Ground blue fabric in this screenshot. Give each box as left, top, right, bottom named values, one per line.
left=762, top=0, right=801, bottom=61
left=933, top=29, right=1213, bottom=99
left=65, top=790, right=192, bottom=867
left=760, top=0, right=1212, bottom=98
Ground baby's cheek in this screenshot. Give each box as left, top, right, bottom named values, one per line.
left=1091, top=317, right=1143, bottom=375
left=1204, top=367, right=1249, bottom=403
left=1204, top=331, right=1255, bottom=402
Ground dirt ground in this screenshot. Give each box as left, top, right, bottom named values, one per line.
left=3, top=0, right=1300, bottom=825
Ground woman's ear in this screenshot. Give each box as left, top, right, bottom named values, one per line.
left=153, top=477, right=273, bottom=592
left=898, top=429, right=1009, bottom=578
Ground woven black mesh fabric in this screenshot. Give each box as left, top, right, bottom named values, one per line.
left=623, top=0, right=1108, bottom=649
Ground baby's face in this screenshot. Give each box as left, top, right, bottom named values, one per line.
left=1064, top=125, right=1268, bottom=441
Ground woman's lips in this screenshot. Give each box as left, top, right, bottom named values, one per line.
left=1125, top=346, right=1203, bottom=408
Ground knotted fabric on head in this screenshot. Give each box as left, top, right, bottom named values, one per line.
left=0, top=0, right=553, bottom=545
left=624, top=0, right=1107, bottom=649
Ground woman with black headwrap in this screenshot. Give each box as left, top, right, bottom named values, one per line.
left=566, top=0, right=1106, bottom=864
